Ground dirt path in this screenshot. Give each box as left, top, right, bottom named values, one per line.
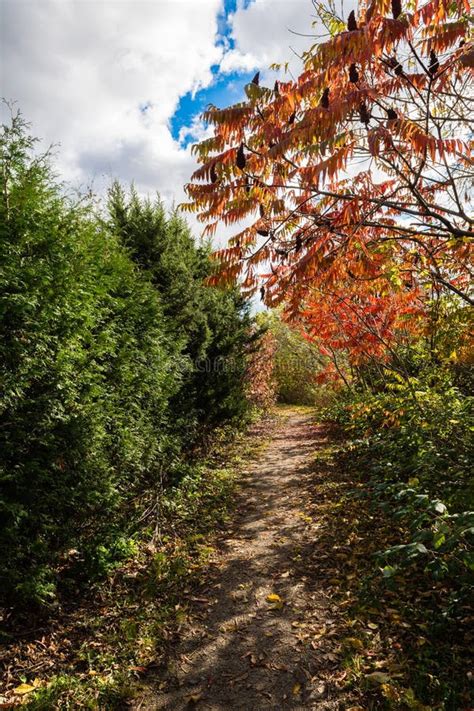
left=135, top=412, right=353, bottom=710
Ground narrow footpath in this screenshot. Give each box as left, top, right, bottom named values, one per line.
left=135, top=412, right=357, bottom=710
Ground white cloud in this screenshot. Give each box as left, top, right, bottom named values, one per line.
left=178, top=115, right=214, bottom=146
left=1, top=0, right=223, bottom=207
left=221, top=0, right=317, bottom=78
left=0, top=0, right=321, bottom=233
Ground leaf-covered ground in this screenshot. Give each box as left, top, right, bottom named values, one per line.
left=133, top=409, right=472, bottom=710
left=0, top=415, right=274, bottom=709
left=1, top=408, right=471, bottom=709
left=133, top=410, right=358, bottom=710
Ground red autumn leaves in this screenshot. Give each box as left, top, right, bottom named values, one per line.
left=182, top=0, right=473, bottom=377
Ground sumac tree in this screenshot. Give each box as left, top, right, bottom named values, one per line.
left=183, top=0, right=473, bottom=372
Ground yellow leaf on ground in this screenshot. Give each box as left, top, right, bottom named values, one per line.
left=292, top=682, right=301, bottom=696
left=185, top=691, right=203, bottom=704
left=13, top=683, right=36, bottom=695
left=266, top=593, right=282, bottom=603
left=344, top=637, right=364, bottom=650
left=381, top=683, right=401, bottom=701
left=313, top=627, right=327, bottom=639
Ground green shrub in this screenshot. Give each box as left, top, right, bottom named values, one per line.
left=327, top=364, right=473, bottom=608
left=0, top=115, right=255, bottom=606
left=0, top=114, right=180, bottom=603
left=106, top=183, right=253, bottom=440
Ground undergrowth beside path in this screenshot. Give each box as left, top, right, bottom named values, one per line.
left=0, top=414, right=276, bottom=709
left=1, top=407, right=471, bottom=710
left=299, top=434, right=472, bottom=710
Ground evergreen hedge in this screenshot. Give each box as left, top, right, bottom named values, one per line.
left=0, top=114, right=252, bottom=605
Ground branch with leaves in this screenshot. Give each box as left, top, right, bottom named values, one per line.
left=182, top=0, right=473, bottom=374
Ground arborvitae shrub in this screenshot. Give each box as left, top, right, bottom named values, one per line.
left=0, top=117, right=255, bottom=605
left=0, top=115, right=180, bottom=603
left=107, top=183, right=254, bottom=441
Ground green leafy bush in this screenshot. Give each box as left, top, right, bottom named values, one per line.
left=0, top=114, right=182, bottom=603
left=328, top=365, right=473, bottom=607
left=0, top=115, right=254, bottom=605
left=106, top=183, right=253, bottom=439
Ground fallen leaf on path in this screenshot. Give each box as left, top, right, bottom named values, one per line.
left=270, top=663, right=288, bottom=671
left=129, top=665, right=148, bottom=674
left=241, top=651, right=259, bottom=666
left=186, top=692, right=203, bottom=705
left=266, top=593, right=281, bottom=603
left=292, top=682, right=301, bottom=696
left=309, top=683, right=326, bottom=698
left=344, top=637, right=364, bottom=650
left=266, top=593, right=284, bottom=609
left=229, top=672, right=249, bottom=686
left=13, top=683, right=37, bottom=695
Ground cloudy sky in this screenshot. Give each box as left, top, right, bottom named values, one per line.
left=1, top=0, right=317, bottom=220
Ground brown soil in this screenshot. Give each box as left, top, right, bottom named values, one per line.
left=134, top=411, right=356, bottom=711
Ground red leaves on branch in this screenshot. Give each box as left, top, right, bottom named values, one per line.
left=182, top=0, right=473, bottom=380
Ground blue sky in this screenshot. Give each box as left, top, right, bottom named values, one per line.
left=170, top=70, right=251, bottom=145
left=1, top=0, right=314, bottom=212
left=170, top=0, right=254, bottom=145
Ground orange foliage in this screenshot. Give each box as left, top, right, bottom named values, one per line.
left=245, top=330, right=277, bottom=409
left=183, top=0, right=473, bottom=374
